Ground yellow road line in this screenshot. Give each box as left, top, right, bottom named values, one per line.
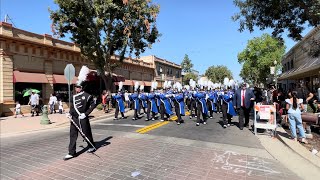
left=169, top=111, right=190, bottom=121
left=135, top=111, right=191, bottom=134
left=135, top=122, right=162, bottom=133
left=138, top=121, right=169, bottom=134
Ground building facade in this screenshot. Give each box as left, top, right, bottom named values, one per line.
left=140, top=55, right=182, bottom=89
left=278, top=27, right=320, bottom=92
left=0, top=22, right=155, bottom=116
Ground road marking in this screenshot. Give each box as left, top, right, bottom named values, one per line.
left=169, top=111, right=190, bottom=121
left=94, top=123, right=146, bottom=128
left=135, top=111, right=191, bottom=134
left=137, top=121, right=169, bottom=134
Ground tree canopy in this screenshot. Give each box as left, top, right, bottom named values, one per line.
left=50, top=0, right=160, bottom=90
left=232, top=0, right=320, bottom=41
left=183, top=73, right=197, bottom=85
left=181, top=54, right=193, bottom=73
left=204, top=65, right=233, bottom=83
left=237, top=33, right=285, bottom=85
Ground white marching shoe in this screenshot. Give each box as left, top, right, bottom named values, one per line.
left=87, top=147, right=96, bottom=153
left=63, top=154, right=74, bottom=161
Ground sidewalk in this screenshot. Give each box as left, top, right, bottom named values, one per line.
left=257, top=127, right=320, bottom=180
left=0, top=108, right=117, bottom=137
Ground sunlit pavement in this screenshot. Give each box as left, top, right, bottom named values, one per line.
left=0, top=111, right=300, bottom=180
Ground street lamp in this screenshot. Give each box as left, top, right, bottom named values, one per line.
left=273, top=60, right=278, bottom=88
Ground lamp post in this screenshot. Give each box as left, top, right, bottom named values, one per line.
left=274, top=60, right=278, bottom=88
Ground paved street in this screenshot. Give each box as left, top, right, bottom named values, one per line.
left=0, top=111, right=300, bottom=180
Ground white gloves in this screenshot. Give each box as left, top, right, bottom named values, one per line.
left=79, top=113, right=86, bottom=120
left=66, top=113, right=72, bottom=119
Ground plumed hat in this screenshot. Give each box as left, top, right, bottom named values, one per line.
left=76, top=66, right=90, bottom=88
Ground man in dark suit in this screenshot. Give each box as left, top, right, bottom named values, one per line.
left=233, top=82, right=255, bottom=130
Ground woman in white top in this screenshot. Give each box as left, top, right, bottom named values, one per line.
left=285, top=91, right=307, bottom=143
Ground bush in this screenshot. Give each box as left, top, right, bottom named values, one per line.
left=96, top=103, right=103, bottom=111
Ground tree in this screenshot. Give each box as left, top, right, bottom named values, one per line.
left=183, top=73, right=197, bottom=85
left=237, top=33, right=285, bottom=85
left=181, top=54, right=193, bottom=73
left=50, top=0, right=160, bottom=91
left=205, top=65, right=233, bottom=83
left=232, top=0, right=320, bottom=41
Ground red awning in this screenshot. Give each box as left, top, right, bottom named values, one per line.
left=53, top=74, right=77, bottom=84
left=114, top=80, right=133, bottom=86
left=13, top=71, right=49, bottom=83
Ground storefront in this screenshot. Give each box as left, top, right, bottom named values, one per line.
left=278, top=27, right=320, bottom=93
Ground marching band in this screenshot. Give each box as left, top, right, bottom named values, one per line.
left=111, top=78, right=240, bottom=127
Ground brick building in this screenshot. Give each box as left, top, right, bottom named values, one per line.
left=140, top=55, right=182, bottom=89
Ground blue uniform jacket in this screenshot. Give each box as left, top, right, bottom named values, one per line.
left=195, top=92, right=208, bottom=115
left=129, top=93, right=140, bottom=110
left=113, top=94, right=125, bottom=113
left=159, top=94, right=173, bottom=115
left=222, top=93, right=237, bottom=116
left=147, top=93, right=159, bottom=113
left=174, top=94, right=185, bottom=115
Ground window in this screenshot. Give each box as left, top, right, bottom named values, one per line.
left=167, top=68, right=170, bottom=75
left=284, top=64, right=287, bottom=71
left=291, top=59, right=294, bottom=69
left=287, top=62, right=290, bottom=70
left=157, top=66, right=162, bottom=75
left=176, top=71, right=180, bottom=78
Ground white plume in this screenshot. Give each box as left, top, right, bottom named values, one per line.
left=163, top=81, right=168, bottom=89
left=223, top=77, right=230, bottom=86
left=119, top=81, right=123, bottom=91
left=229, top=79, right=235, bottom=87
left=154, top=82, right=158, bottom=89
left=76, top=66, right=90, bottom=86
left=134, top=81, right=140, bottom=91
left=140, top=85, right=144, bottom=91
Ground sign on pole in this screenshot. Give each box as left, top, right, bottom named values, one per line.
left=64, top=64, right=75, bottom=108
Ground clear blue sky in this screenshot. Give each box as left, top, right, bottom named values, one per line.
left=1, top=0, right=313, bottom=81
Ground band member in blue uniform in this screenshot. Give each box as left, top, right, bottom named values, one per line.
left=139, top=86, right=147, bottom=115
left=215, top=89, right=222, bottom=114
left=113, top=83, right=125, bottom=120
left=221, top=89, right=237, bottom=128
left=207, top=90, right=216, bottom=118
left=159, top=90, right=173, bottom=121
left=130, top=82, right=141, bottom=120
left=189, top=91, right=198, bottom=119
left=195, top=89, right=208, bottom=126
left=173, top=90, right=185, bottom=125
left=146, top=82, right=159, bottom=121
left=64, top=66, right=96, bottom=160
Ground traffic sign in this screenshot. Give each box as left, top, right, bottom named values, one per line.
left=64, top=64, right=75, bottom=84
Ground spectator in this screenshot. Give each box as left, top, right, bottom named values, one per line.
left=58, top=99, right=63, bottom=114
left=124, top=90, right=130, bottom=108
left=48, top=93, right=57, bottom=114
left=306, top=91, right=317, bottom=113
left=101, top=90, right=110, bottom=113
left=14, top=101, right=24, bottom=118
left=28, top=91, right=39, bottom=116
left=286, top=91, right=308, bottom=143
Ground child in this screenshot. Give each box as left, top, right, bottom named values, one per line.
left=14, top=101, right=24, bottom=118
left=58, top=99, right=63, bottom=114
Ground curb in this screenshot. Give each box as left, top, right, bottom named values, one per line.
left=275, top=126, right=320, bottom=168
